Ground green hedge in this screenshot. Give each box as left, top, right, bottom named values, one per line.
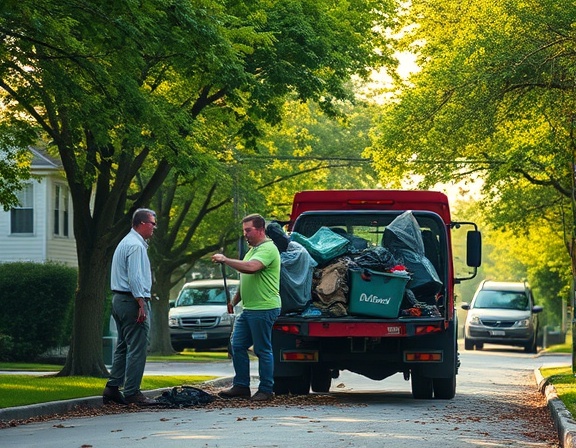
left=0, top=262, right=77, bottom=361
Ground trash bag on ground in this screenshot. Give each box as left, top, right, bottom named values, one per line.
left=155, top=385, right=216, bottom=408
left=279, top=241, right=318, bottom=314
left=290, top=227, right=350, bottom=265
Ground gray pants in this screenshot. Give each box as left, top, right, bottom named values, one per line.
left=106, top=294, right=150, bottom=396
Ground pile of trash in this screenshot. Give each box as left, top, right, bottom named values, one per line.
left=267, top=211, right=443, bottom=319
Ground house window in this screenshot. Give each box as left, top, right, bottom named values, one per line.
left=11, top=183, right=34, bottom=234
left=54, top=184, right=69, bottom=237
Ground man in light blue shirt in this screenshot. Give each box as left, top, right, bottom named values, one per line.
left=103, top=208, right=158, bottom=406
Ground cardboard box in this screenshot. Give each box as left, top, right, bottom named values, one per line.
left=348, top=268, right=410, bottom=318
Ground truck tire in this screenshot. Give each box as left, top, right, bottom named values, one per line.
left=464, top=338, right=474, bottom=350
left=433, top=376, right=456, bottom=399
left=311, top=365, right=332, bottom=393
left=274, top=370, right=311, bottom=395
left=411, top=373, right=433, bottom=399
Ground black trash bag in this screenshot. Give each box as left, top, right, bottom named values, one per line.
left=266, top=222, right=290, bottom=253
left=382, top=211, right=443, bottom=297
left=395, top=248, right=442, bottom=298
left=155, top=385, right=216, bottom=408
left=352, top=246, right=398, bottom=272
left=383, top=211, right=425, bottom=254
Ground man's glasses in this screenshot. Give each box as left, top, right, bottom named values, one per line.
left=144, top=221, right=157, bottom=228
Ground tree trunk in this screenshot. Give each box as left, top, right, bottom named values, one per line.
left=57, top=243, right=110, bottom=377
left=58, top=258, right=110, bottom=377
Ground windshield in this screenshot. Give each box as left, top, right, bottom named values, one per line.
left=473, top=290, right=529, bottom=310
left=175, top=285, right=238, bottom=307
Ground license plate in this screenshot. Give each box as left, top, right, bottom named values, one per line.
left=192, top=332, right=208, bottom=340
left=490, top=330, right=505, bottom=336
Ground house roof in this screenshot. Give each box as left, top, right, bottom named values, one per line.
left=30, top=146, right=61, bottom=170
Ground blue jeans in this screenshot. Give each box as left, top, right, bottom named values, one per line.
left=107, top=294, right=150, bottom=396
left=231, top=308, right=281, bottom=394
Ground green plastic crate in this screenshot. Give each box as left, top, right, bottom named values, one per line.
left=348, top=268, right=410, bottom=318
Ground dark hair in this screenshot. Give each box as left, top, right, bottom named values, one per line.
left=242, top=213, right=265, bottom=229
left=132, top=208, right=156, bottom=227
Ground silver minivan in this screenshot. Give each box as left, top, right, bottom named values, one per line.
left=461, top=280, right=543, bottom=353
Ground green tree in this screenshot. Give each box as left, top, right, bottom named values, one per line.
left=366, top=0, right=576, bottom=325
left=0, top=0, right=398, bottom=375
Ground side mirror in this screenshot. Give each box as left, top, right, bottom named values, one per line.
left=532, top=305, right=544, bottom=314
left=467, top=230, right=482, bottom=268
left=461, top=302, right=470, bottom=311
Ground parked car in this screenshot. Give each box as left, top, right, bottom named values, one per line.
left=169, top=279, right=240, bottom=352
left=461, top=280, right=543, bottom=353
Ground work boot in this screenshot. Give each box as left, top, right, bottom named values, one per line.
left=218, top=385, right=251, bottom=399
left=124, top=391, right=160, bottom=406
left=102, top=385, right=127, bottom=405
left=250, top=390, right=274, bottom=402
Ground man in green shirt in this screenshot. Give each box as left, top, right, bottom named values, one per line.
left=211, top=213, right=281, bottom=402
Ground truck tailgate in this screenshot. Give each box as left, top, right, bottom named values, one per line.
left=274, top=316, right=447, bottom=338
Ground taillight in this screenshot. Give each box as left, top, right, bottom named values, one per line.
left=404, top=351, right=443, bottom=362
left=415, top=325, right=442, bottom=335
left=281, top=350, right=318, bottom=362
left=273, top=324, right=301, bottom=335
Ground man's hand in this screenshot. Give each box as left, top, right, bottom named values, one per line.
left=212, top=253, right=226, bottom=264
left=136, top=298, right=147, bottom=323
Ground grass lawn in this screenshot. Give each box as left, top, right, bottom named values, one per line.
left=0, top=374, right=216, bottom=409
left=0, top=351, right=227, bottom=409
left=539, top=338, right=576, bottom=416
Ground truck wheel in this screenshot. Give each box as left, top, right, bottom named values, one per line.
left=411, top=373, right=433, bottom=399
left=464, top=338, right=474, bottom=350
left=273, top=371, right=311, bottom=395
left=433, top=376, right=456, bottom=399
left=273, top=377, right=291, bottom=395
left=311, top=365, right=332, bottom=393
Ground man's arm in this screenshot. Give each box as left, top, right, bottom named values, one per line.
left=211, top=254, right=264, bottom=274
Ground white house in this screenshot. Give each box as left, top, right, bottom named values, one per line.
left=0, top=147, right=77, bottom=267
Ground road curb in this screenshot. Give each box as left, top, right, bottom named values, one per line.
left=535, top=368, right=576, bottom=448
left=0, top=376, right=232, bottom=424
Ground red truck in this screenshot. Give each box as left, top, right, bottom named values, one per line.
left=272, top=189, right=481, bottom=399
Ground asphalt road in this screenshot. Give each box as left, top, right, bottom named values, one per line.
left=0, top=347, right=573, bottom=448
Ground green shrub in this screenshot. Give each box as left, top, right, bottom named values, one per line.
left=0, top=262, right=77, bottom=361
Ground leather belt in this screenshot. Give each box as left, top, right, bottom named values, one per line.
left=112, top=291, right=151, bottom=301
left=112, top=290, right=133, bottom=296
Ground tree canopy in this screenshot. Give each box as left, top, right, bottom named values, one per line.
left=0, top=0, right=399, bottom=374
left=367, top=0, right=576, bottom=236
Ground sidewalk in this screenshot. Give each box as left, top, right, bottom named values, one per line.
left=536, top=367, right=576, bottom=448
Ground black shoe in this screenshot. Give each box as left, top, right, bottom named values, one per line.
left=251, top=390, right=274, bottom=402
left=124, top=391, right=160, bottom=406
left=103, top=385, right=127, bottom=405
left=218, top=385, right=251, bottom=399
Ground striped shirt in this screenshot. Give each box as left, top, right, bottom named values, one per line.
left=110, top=228, right=152, bottom=298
